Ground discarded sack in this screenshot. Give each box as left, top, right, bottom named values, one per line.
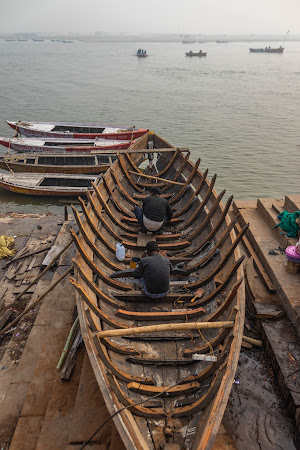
left=0, top=235, right=17, bottom=259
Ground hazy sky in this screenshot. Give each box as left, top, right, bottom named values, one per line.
left=1, top=0, right=299, bottom=35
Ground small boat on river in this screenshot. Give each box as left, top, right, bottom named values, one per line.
left=136, top=49, right=148, bottom=57
left=0, top=136, right=133, bottom=153
left=0, top=153, right=117, bottom=175
left=0, top=173, right=99, bottom=197
left=6, top=121, right=148, bottom=140
left=249, top=46, right=284, bottom=53
left=71, top=131, right=246, bottom=449
left=185, top=50, right=207, bottom=57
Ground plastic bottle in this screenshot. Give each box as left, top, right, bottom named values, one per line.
left=116, top=242, right=125, bottom=261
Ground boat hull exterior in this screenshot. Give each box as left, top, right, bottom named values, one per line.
left=0, top=161, right=109, bottom=175
left=73, top=132, right=245, bottom=449
left=7, top=121, right=148, bottom=140
left=0, top=181, right=93, bottom=196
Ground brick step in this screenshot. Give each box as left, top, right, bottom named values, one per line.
left=256, top=197, right=297, bottom=249
left=234, top=204, right=300, bottom=338
left=284, top=194, right=300, bottom=212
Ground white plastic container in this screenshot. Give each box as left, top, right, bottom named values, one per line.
left=116, top=242, right=125, bottom=261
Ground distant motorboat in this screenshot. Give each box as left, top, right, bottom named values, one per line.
left=249, top=46, right=284, bottom=53
left=185, top=50, right=207, bottom=57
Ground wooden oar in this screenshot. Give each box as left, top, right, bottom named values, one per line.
left=129, top=170, right=185, bottom=186
left=96, top=321, right=234, bottom=338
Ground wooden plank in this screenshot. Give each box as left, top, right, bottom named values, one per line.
left=235, top=222, right=276, bottom=293
left=0, top=309, right=13, bottom=331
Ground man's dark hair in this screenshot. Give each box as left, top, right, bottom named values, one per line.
left=146, top=241, right=159, bottom=253
left=150, top=187, right=160, bottom=195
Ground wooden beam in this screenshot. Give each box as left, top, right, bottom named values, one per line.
left=96, top=321, right=234, bottom=338
left=129, top=171, right=185, bottom=186
left=234, top=222, right=276, bottom=293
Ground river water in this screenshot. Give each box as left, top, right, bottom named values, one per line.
left=0, top=39, right=299, bottom=213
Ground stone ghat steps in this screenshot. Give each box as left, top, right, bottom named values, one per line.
left=233, top=195, right=300, bottom=338
left=233, top=194, right=300, bottom=443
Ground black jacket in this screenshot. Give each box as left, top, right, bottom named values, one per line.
left=142, top=196, right=173, bottom=222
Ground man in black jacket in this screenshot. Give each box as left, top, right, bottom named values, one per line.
left=134, top=187, right=173, bottom=233
left=133, top=241, right=172, bottom=298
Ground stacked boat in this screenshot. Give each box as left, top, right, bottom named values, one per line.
left=0, top=121, right=148, bottom=197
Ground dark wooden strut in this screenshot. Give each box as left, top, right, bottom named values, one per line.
left=171, top=365, right=227, bottom=417
left=187, top=218, right=237, bottom=272
left=126, top=357, right=199, bottom=365
left=72, top=259, right=125, bottom=308
left=92, top=336, right=156, bottom=385
left=79, top=193, right=190, bottom=252
left=183, top=256, right=244, bottom=308
left=102, top=175, right=134, bottom=217
left=72, top=203, right=116, bottom=255
left=168, top=158, right=201, bottom=205
left=127, top=381, right=200, bottom=397
left=85, top=191, right=129, bottom=240
left=177, top=195, right=234, bottom=257
left=110, top=169, right=138, bottom=206
left=70, top=228, right=126, bottom=281
left=71, top=279, right=126, bottom=329
left=114, top=305, right=206, bottom=321
left=116, top=154, right=144, bottom=193
left=121, top=237, right=191, bottom=251
left=184, top=349, right=230, bottom=383
left=131, top=151, right=190, bottom=190
left=183, top=309, right=237, bottom=356
left=114, top=277, right=242, bottom=322
left=113, top=292, right=195, bottom=302
left=125, top=148, right=180, bottom=178
left=121, top=215, right=184, bottom=226
left=108, top=375, right=166, bottom=417
left=120, top=230, right=185, bottom=243
left=176, top=174, right=217, bottom=226
left=114, top=259, right=241, bottom=301
left=91, top=182, right=133, bottom=233
left=183, top=189, right=226, bottom=242
left=185, top=224, right=248, bottom=289
left=85, top=309, right=140, bottom=356
left=173, top=169, right=209, bottom=217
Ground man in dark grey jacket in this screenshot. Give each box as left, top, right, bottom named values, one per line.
left=133, top=241, right=172, bottom=298
left=134, top=187, right=173, bottom=233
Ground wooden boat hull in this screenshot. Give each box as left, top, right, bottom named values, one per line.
left=7, top=121, right=148, bottom=140
left=0, top=173, right=98, bottom=197
left=0, top=153, right=116, bottom=175
left=0, top=137, right=132, bottom=153
left=185, top=52, right=207, bottom=57
left=73, top=132, right=245, bottom=449
left=249, top=47, right=284, bottom=53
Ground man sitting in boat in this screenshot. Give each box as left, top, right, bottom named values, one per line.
left=134, top=186, right=173, bottom=233
left=133, top=241, right=172, bottom=298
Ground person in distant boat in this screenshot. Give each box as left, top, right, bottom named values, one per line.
left=133, top=241, right=172, bottom=298
left=138, top=48, right=141, bottom=54
left=134, top=186, right=173, bottom=233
